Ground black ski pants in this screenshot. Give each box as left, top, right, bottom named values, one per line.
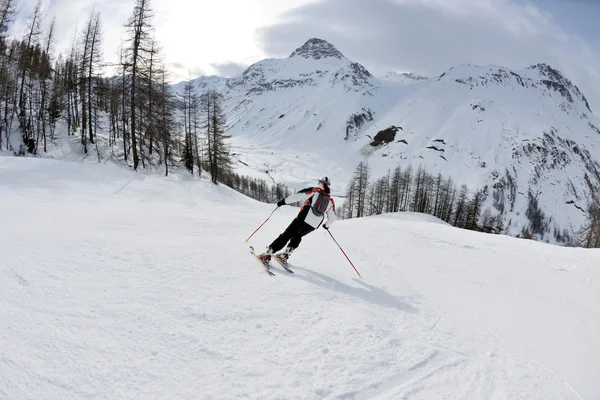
left=269, top=218, right=315, bottom=253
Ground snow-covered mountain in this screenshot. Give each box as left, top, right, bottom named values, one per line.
left=174, top=38, right=600, bottom=244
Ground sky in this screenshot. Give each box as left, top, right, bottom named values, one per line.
left=9, top=0, right=600, bottom=110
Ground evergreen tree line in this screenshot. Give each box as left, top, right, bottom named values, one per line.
left=342, top=162, right=600, bottom=247
left=0, top=0, right=232, bottom=184
left=222, top=173, right=293, bottom=204
left=178, top=81, right=232, bottom=183
left=341, top=162, right=504, bottom=234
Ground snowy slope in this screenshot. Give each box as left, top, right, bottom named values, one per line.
left=1, top=157, right=599, bottom=399
left=174, top=39, right=600, bottom=243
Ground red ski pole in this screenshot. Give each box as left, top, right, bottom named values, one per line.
left=327, top=230, right=362, bottom=278
left=245, top=207, right=278, bottom=242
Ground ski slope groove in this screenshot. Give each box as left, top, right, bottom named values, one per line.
left=1, top=158, right=599, bottom=399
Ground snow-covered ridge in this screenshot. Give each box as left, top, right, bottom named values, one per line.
left=438, top=63, right=592, bottom=112
left=529, top=63, right=592, bottom=111
left=383, top=71, right=429, bottom=83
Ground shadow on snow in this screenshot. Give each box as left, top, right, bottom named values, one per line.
left=284, top=267, right=419, bottom=314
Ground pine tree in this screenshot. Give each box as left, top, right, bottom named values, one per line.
left=0, top=0, right=17, bottom=38
left=343, top=178, right=356, bottom=219
left=190, top=81, right=202, bottom=176
left=580, top=203, right=600, bottom=248
left=145, top=39, right=159, bottom=157
left=432, top=172, right=443, bottom=219
left=17, top=0, right=42, bottom=153
left=86, top=12, right=101, bottom=146
left=118, top=42, right=129, bottom=160
left=201, top=89, right=231, bottom=184
left=453, top=184, right=470, bottom=228
left=157, top=65, right=174, bottom=176
left=389, top=167, right=402, bottom=213
left=440, top=176, right=456, bottom=223
left=181, top=76, right=194, bottom=173
left=124, top=0, right=154, bottom=170
left=353, top=161, right=370, bottom=218
left=400, top=165, right=412, bottom=211
left=38, top=17, right=54, bottom=153
left=0, top=0, right=18, bottom=151
left=107, top=75, right=120, bottom=148
left=368, top=176, right=388, bottom=215
left=48, top=57, right=63, bottom=140
left=79, top=14, right=92, bottom=152
left=466, top=188, right=485, bottom=230
left=65, top=32, right=80, bottom=136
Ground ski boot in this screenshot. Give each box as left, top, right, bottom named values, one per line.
left=275, top=247, right=294, bottom=267
left=257, top=247, right=273, bottom=265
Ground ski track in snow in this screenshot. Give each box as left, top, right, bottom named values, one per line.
left=1, top=158, right=599, bottom=399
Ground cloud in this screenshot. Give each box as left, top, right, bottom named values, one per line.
left=9, top=0, right=252, bottom=83
left=256, top=0, right=600, bottom=111
left=164, top=63, right=207, bottom=84
left=7, top=0, right=317, bottom=83
left=209, top=62, right=248, bottom=77
left=170, top=62, right=186, bottom=70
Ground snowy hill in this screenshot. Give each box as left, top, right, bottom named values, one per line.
left=1, top=157, right=599, bottom=399
left=173, top=38, right=600, bottom=244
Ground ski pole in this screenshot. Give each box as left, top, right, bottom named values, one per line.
left=245, top=207, right=279, bottom=242
left=326, top=230, right=362, bottom=278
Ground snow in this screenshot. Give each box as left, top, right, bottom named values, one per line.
left=1, top=157, right=599, bottom=399
left=381, top=72, right=429, bottom=84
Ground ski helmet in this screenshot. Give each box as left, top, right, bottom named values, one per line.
left=318, top=176, right=331, bottom=186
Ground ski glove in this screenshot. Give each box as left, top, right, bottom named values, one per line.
left=277, top=199, right=286, bottom=207
left=322, top=225, right=329, bottom=230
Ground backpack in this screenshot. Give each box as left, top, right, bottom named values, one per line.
left=311, top=189, right=330, bottom=217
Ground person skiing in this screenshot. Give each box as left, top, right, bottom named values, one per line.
left=258, top=176, right=336, bottom=265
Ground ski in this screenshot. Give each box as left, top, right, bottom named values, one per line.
left=273, top=254, right=294, bottom=273
left=249, top=246, right=275, bottom=276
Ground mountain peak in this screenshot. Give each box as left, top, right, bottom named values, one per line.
left=528, top=63, right=563, bottom=79
left=289, top=38, right=345, bottom=60
left=527, top=63, right=592, bottom=112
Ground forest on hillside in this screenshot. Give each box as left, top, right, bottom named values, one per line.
left=0, top=0, right=227, bottom=178
left=342, top=161, right=600, bottom=248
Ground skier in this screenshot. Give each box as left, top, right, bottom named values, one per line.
left=258, top=176, right=336, bottom=265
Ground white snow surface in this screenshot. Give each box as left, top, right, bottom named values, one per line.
left=1, top=157, right=600, bottom=399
